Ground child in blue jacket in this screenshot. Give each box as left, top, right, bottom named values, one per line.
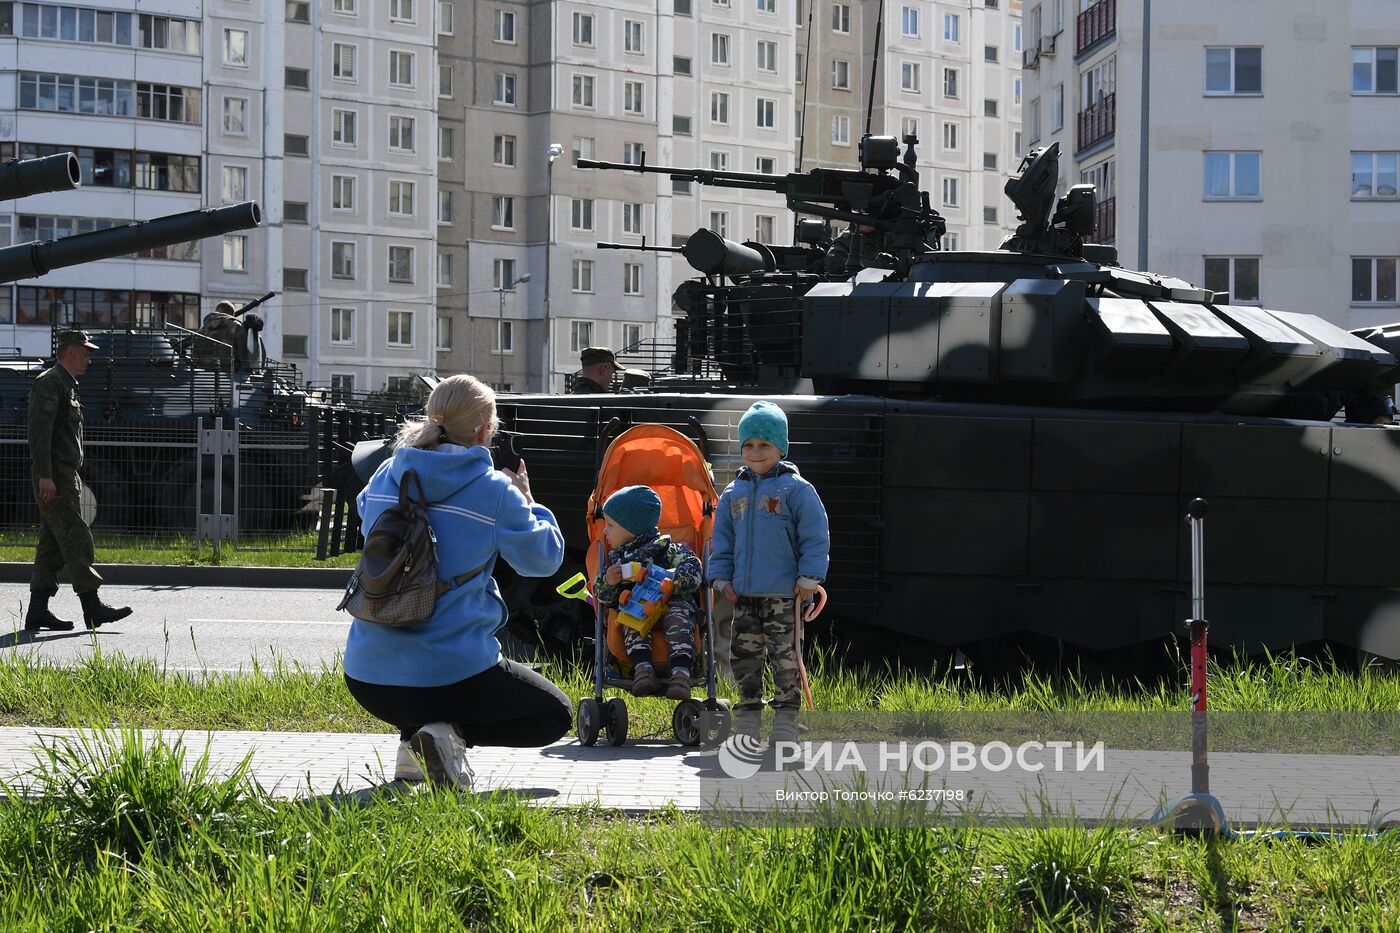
left=709, top=401, right=830, bottom=744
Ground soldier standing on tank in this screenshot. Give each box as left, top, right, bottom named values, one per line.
left=570, top=347, right=621, bottom=394
left=823, top=222, right=888, bottom=276
left=24, top=330, right=133, bottom=633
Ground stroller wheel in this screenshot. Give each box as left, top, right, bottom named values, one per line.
left=672, top=699, right=706, bottom=747
left=577, top=697, right=601, bottom=746
left=604, top=697, right=629, bottom=746
left=701, top=699, right=731, bottom=747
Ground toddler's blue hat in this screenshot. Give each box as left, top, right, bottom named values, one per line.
left=603, top=485, right=662, bottom=537
left=738, top=400, right=788, bottom=455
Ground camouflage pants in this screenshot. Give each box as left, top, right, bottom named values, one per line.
left=31, top=473, right=102, bottom=596
left=622, top=599, right=698, bottom=669
left=730, top=596, right=801, bottom=712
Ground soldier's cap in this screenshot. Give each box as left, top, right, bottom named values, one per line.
left=56, top=329, right=100, bottom=351
left=580, top=347, right=619, bottom=368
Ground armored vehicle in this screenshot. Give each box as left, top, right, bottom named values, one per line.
left=476, top=138, right=1400, bottom=673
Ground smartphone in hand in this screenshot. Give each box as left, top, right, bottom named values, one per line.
left=491, top=431, right=523, bottom=472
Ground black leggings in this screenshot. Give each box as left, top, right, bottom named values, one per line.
left=345, top=659, right=573, bottom=746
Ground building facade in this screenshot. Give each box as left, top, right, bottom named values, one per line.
left=1024, top=0, right=1399, bottom=330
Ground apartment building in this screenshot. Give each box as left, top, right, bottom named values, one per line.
left=1023, top=0, right=1399, bottom=330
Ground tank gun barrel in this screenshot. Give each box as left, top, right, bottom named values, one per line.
left=0, top=201, right=261, bottom=284
left=0, top=152, right=81, bottom=201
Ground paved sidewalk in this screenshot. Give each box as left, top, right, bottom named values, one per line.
left=1, top=727, right=1397, bottom=830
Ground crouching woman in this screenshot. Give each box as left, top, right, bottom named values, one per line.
left=342, top=374, right=571, bottom=789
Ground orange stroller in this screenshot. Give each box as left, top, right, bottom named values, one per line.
left=568, top=421, right=732, bottom=747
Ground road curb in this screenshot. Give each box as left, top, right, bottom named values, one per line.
left=0, top=563, right=352, bottom=589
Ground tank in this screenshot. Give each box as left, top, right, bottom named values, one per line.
left=476, top=139, right=1400, bottom=672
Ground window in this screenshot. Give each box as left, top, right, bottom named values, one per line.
left=983, top=152, right=998, bottom=170
left=572, top=259, right=595, bottom=292
left=757, top=0, right=775, bottom=12
left=757, top=40, right=778, bottom=72
left=623, top=263, right=642, bottom=295
left=332, top=241, right=356, bottom=279
left=571, top=198, right=595, bottom=231
left=1014, top=131, right=1023, bottom=157
left=795, top=108, right=804, bottom=137
left=755, top=214, right=775, bottom=242
left=286, top=202, right=308, bottom=223
left=984, top=98, right=998, bottom=117
left=572, top=137, right=595, bottom=164
left=901, top=6, right=918, bottom=36
left=831, top=3, right=849, bottom=33
left=1080, top=159, right=1116, bottom=200
left=944, top=12, right=959, bottom=42
left=493, top=73, right=516, bottom=106
left=389, top=116, right=416, bottom=151
left=711, top=150, right=730, bottom=171
left=388, top=246, right=414, bottom=283
left=333, top=0, right=357, bottom=13
left=624, top=323, right=643, bottom=348
left=1352, top=151, right=1399, bottom=199
left=332, top=175, right=356, bottom=211
left=389, top=50, right=415, bottom=87
left=387, top=310, right=414, bottom=347
left=1015, top=78, right=1022, bottom=105
left=221, top=165, right=248, bottom=202
left=437, top=252, right=453, bottom=286
left=709, top=210, right=729, bottom=237
left=493, top=258, right=516, bottom=289
left=943, top=68, right=959, bottom=99
left=624, top=81, right=644, bottom=114
left=223, top=96, right=247, bottom=135
left=624, top=142, right=644, bottom=165
left=1015, top=23, right=1022, bottom=52
left=832, top=115, right=850, bottom=145
left=1081, top=57, right=1116, bottom=108
left=712, top=33, right=730, bottom=64
left=439, top=64, right=453, bottom=97
left=1352, top=257, right=1398, bottom=304
left=390, top=0, right=416, bottom=20
left=1353, top=47, right=1399, bottom=94
left=389, top=180, right=415, bottom=216
left=1028, top=98, right=1041, bottom=142
left=439, top=1, right=454, bottom=32
left=1205, top=257, right=1261, bottom=303
left=439, top=126, right=454, bottom=160
left=333, top=43, right=356, bottom=80
left=572, top=74, right=595, bottom=108
left=495, top=10, right=515, bottom=42
left=436, top=316, right=453, bottom=350
left=223, top=235, right=247, bottom=272
left=624, top=19, right=643, bottom=53
left=1205, top=47, right=1262, bottom=95
left=985, top=45, right=999, bottom=63
left=756, top=97, right=776, bottom=129
left=285, top=269, right=308, bottom=290
left=285, top=68, right=310, bottom=90
left=573, top=12, right=594, bottom=45
left=333, top=109, right=357, bottom=146
left=136, top=15, right=202, bottom=53
left=1203, top=151, right=1261, bottom=199
left=942, top=177, right=958, bottom=207
left=491, top=196, right=515, bottom=229
left=18, top=73, right=198, bottom=123
left=677, top=0, right=692, bottom=12
left=675, top=56, right=693, bottom=75
left=756, top=156, right=776, bottom=174
left=901, top=62, right=921, bottom=92
left=943, top=121, right=958, bottom=151
left=495, top=319, right=514, bottom=353
left=133, top=153, right=200, bottom=192
left=622, top=202, right=644, bottom=234
left=944, top=232, right=959, bottom=250
left=832, top=59, right=850, bottom=89
left=984, top=207, right=998, bottom=223
left=493, top=134, right=517, bottom=167
left=329, top=374, right=356, bottom=401
left=223, top=28, right=248, bottom=67
left=673, top=116, right=692, bottom=135
left=711, top=91, right=730, bottom=124
left=901, top=117, right=919, bottom=140
left=331, top=307, right=356, bottom=345
left=570, top=320, right=594, bottom=353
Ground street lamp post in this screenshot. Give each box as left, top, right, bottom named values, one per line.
left=543, top=143, right=563, bottom=393
left=497, top=272, right=531, bottom=390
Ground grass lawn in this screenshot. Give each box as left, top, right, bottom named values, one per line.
left=0, top=650, right=1397, bottom=929
left=0, top=530, right=360, bottom=568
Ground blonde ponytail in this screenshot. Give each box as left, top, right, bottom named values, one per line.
left=395, top=374, right=499, bottom=450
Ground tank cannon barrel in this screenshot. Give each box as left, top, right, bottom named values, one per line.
left=0, top=152, right=81, bottom=201
left=0, top=201, right=261, bottom=284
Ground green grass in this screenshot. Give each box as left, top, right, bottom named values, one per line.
left=0, top=530, right=359, bottom=568
left=0, top=728, right=1396, bottom=930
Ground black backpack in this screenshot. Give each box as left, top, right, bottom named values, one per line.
left=336, top=469, right=488, bottom=626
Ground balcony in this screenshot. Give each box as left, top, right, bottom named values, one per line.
left=1094, top=195, right=1116, bottom=242
left=1077, top=92, right=1116, bottom=153
left=1076, top=0, right=1116, bottom=56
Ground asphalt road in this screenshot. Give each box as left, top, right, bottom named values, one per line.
left=0, top=583, right=351, bottom=673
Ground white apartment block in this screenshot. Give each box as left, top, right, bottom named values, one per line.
left=1023, top=0, right=1400, bottom=331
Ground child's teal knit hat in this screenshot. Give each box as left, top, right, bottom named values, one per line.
left=738, top=400, right=788, bottom=455
left=603, top=485, right=662, bottom=537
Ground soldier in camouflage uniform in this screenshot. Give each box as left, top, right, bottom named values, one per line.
left=594, top=485, right=704, bottom=700
left=823, top=223, right=889, bottom=277
left=709, top=401, right=830, bottom=745
left=25, top=330, right=132, bottom=633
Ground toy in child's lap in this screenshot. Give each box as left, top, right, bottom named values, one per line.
left=616, top=563, right=675, bottom=636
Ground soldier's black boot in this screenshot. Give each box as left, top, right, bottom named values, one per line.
left=78, top=590, right=132, bottom=629
left=24, top=593, right=74, bottom=632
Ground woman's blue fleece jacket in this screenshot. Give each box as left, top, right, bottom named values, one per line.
left=342, top=443, right=564, bottom=687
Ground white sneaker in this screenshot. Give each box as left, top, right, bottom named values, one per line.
left=408, top=722, right=474, bottom=791
left=393, top=740, right=425, bottom=782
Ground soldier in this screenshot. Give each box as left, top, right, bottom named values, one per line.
left=25, top=330, right=133, bottom=632
left=823, top=222, right=888, bottom=276
left=571, top=347, right=621, bottom=394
